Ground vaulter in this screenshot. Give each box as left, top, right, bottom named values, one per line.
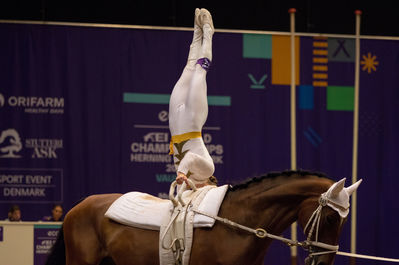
left=168, top=8, right=217, bottom=188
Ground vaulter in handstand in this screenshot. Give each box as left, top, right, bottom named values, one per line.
left=169, top=8, right=217, bottom=188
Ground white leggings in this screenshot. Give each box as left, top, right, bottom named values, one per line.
left=168, top=65, right=215, bottom=184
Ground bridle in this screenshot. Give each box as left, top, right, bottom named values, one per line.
left=302, top=194, right=347, bottom=263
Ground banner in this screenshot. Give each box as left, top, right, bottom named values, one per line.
left=34, top=224, right=62, bottom=265
left=0, top=22, right=398, bottom=264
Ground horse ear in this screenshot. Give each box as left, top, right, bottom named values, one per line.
left=329, top=178, right=346, bottom=197
left=345, top=179, right=363, bottom=196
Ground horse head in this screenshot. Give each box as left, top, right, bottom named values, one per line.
left=298, top=178, right=362, bottom=265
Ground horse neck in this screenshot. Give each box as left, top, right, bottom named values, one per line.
left=226, top=175, right=333, bottom=236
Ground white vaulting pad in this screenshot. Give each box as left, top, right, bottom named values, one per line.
left=193, top=184, right=229, bottom=227
left=105, top=192, right=174, bottom=230
left=105, top=185, right=229, bottom=230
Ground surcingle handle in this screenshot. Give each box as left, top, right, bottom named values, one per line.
left=177, top=179, right=197, bottom=206
left=169, top=179, right=197, bottom=207
left=169, top=181, right=179, bottom=207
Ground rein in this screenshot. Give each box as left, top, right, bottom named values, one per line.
left=192, top=194, right=339, bottom=255
left=173, top=180, right=399, bottom=263
left=193, top=194, right=399, bottom=263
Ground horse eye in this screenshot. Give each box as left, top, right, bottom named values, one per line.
left=326, top=214, right=338, bottom=225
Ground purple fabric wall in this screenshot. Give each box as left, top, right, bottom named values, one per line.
left=0, top=23, right=398, bottom=264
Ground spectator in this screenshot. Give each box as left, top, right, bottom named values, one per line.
left=43, top=204, right=63, bottom=222
left=5, top=204, right=21, bottom=221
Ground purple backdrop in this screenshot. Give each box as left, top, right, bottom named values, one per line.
left=0, top=22, right=398, bottom=264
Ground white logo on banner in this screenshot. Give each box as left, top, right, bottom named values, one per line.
left=158, top=110, right=168, bottom=122
left=0, top=129, right=23, bottom=158
left=143, top=132, right=169, bottom=143
left=2, top=95, right=65, bottom=114
left=0, top=93, right=4, bottom=107
left=25, top=138, right=63, bottom=159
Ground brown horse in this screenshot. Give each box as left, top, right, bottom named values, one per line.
left=46, top=170, right=359, bottom=265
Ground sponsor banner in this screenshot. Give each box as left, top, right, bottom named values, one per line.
left=33, top=224, right=62, bottom=265
left=0, top=168, right=63, bottom=203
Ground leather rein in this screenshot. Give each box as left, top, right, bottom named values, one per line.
left=190, top=184, right=340, bottom=256
left=171, top=180, right=399, bottom=263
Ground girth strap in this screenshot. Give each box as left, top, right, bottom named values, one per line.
left=160, top=180, right=200, bottom=265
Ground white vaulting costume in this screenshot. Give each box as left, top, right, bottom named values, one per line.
left=168, top=8, right=215, bottom=186
left=159, top=9, right=218, bottom=265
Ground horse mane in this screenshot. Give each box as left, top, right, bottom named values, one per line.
left=228, top=169, right=330, bottom=191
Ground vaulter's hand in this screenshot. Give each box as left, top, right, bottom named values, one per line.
left=176, top=172, right=188, bottom=185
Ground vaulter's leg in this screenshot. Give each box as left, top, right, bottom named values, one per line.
left=187, top=8, right=203, bottom=69
left=198, top=8, right=214, bottom=62
left=169, top=8, right=203, bottom=135
left=171, top=8, right=216, bottom=187
left=186, top=8, right=215, bottom=131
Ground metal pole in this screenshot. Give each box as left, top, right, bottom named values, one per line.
left=288, top=7, right=297, bottom=265
left=350, top=9, right=362, bottom=265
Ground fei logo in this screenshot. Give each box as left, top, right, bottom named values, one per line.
left=0, top=129, right=23, bottom=158
left=143, top=132, right=168, bottom=143
left=0, top=93, right=4, bottom=107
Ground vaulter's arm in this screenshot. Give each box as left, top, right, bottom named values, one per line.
left=176, top=151, right=215, bottom=184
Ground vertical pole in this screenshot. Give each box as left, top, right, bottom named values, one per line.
left=351, top=9, right=362, bottom=265
left=288, top=7, right=297, bottom=265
